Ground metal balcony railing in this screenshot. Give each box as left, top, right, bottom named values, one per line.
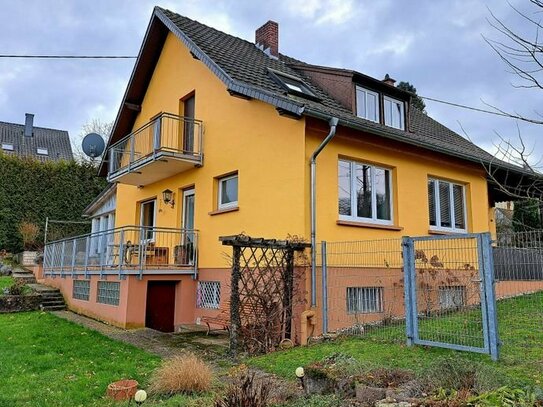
left=107, top=112, right=203, bottom=182
left=43, top=226, right=198, bottom=279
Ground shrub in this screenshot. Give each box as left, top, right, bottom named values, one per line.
left=7, top=280, right=26, bottom=296
left=422, top=357, right=505, bottom=394
left=148, top=353, right=212, bottom=395
left=215, top=372, right=271, bottom=407
left=18, top=221, right=40, bottom=250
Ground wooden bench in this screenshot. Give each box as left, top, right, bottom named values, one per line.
left=200, top=300, right=266, bottom=335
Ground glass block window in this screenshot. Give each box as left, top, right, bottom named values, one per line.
left=97, top=281, right=120, bottom=306
left=72, top=280, right=90, bottom=301
left=346, top=287, right=384, bottom=314
left=439, top=286, right=466, bottom=310
left=196, top=281, right=221, bottom=309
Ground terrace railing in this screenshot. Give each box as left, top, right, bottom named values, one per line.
left=107, top=112, right=203, bottom=183
left=43, top=226, right=198, bottom=279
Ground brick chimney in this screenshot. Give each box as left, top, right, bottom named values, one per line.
left=24, top=113, right=34, bottom=137
left=382, top=74, right=396, bottom=86
left=255, top=20, right=279, bottom=57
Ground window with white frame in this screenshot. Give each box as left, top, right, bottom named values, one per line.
left=356, top=86, right=379, bottom=123
left=37, top=147, right=49, bottom=155
left=97, top=281, right=120, bottom=305
left=338, top=159, right=392, bottom=224
left=218, top=173, right=238, bottom=210
left=1, top=143, right=14, bottom=151
left=428, top=178, right=466, bottom=232
left=439, top=286, right=466, bottom=310
left=384, top=96, right=405, bottom=130
left=196, top=281, right=221, bottom=309
left=346, top=287, right=384, bottom=314
left=73, top=280, right=90, bottom=301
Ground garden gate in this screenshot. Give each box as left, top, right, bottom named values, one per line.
left=402, top=233, right=499, bottom=360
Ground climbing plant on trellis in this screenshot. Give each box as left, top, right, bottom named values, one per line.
left=220, top=235, right=309, bottom=356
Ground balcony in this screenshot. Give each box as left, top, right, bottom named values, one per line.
left=43, top=226, right=198, bottom=278
left=107, top=112, right=203, bottom=186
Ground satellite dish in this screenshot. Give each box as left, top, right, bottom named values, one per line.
left=82, top=132, right=105, bottom=159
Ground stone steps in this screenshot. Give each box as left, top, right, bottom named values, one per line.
left=26, top=283, right=67, bottom=311
left=12, top=271, right=37, bottom=284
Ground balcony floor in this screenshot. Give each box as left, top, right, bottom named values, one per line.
left=109, top=150, right=201, bottom=186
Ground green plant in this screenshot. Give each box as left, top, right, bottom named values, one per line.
left=467, top=386, right=539, bottom=406
left=149, top=353, right=213, bottom=395
left=7, top=280, right=26, bottom=296
left=215, top=372, right=271, bottom=407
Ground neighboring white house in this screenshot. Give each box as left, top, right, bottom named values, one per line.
left=83, top=184, right=116, bottom=258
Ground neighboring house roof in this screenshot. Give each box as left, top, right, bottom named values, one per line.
left=100, top=7, right=526, bottom=178
left=0, top=120, right=73, bottom=162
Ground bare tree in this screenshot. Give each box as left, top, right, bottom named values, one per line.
left=73, top=118, right=112, bottom=165
left=480, top=1, right=543, bottom=210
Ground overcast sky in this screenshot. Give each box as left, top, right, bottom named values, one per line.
left=1, top=0, right=542, bottom=161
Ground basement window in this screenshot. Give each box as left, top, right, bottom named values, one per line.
left=73, top=280, right=90, bottom=301
left=346, top=287, right=384, bottom=314
left=2, top=143, right=13, bottom=151
left=37, top=147, right=49, bottom=155
left=97, top=281, right=120, bottom=306
left=196, top=281, right=221, bottom=309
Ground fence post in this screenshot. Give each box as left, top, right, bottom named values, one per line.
left=60, top=240, right=66, bottom=279
left=402, top=236, right=415, bottom=347
left=481, top=232, right=500, bottom=361
left=84, top=236, right=90, bottom=279
left=321, top=241, right=328, bottom=335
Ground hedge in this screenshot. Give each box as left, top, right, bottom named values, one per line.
left=0, top=153, right=107, bottom=252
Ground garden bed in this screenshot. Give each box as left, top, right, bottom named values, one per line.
left=0, top=293, right=41, bottom=313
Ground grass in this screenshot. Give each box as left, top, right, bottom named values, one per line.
left=0, top=275, right=14, bottom=292
left=249, top=293, right=543, bottom=387
left=0, top=312, right=163, bottom=406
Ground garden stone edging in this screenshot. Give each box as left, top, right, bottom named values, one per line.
left=0, top=294, right=41, bottom=313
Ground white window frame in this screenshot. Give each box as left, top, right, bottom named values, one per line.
left=339, top=160, right=393, bottom=225
left=37, top=147, right=49, bottom=155
left=383, top=96, right=405, bottom=130
left=140, top=199, right=156, bottom=242
left=196, top=281, right=221, bottom=309
left=2, top=143, right=14, bottom=151
left=428, top=178, right=467, bottom=233
left=218, top=174, right=238, bottom=210
left=355, top=86, right=380, bottom=123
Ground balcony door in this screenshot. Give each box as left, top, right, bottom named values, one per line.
left=181, top=94, right=195, bottom=153
left=181, top=189, right=195, bottom=265
left=140, top=199, right=156, bottom=242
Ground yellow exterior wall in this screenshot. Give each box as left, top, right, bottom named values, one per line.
left=114, top=32, right=494, bottom=270
left=115, top=32, right=307, bottom=268
left=305, top=120, right=492, bottom=242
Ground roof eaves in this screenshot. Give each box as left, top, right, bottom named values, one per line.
left=303, top=105, right=530, bottom=176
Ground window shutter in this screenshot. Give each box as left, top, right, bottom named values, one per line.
left=439, top=181, right=451, bottom=227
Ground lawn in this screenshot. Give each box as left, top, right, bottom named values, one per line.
left=0, top=275, right=14, bottom=292
left=0, top=312, right=214, bottom=407
left=250, top=293, right=543, bottom=386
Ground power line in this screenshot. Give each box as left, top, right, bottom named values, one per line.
left=0, top=54, right=136, bottom=59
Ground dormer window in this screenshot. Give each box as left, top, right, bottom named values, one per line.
left=2, top=143, right=14, bottom=151
left=37, top=147, right=48, bottom=156
left=355, top=86, right=379, bottom=123
left=384, top=96, right=405, bottom=130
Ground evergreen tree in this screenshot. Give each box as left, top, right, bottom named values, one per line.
left=397, top=81, right=426, bottom=112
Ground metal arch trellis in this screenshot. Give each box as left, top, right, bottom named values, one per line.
left=220, top=235, right=310, bottom=357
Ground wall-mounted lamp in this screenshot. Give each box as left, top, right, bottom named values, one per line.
left=162, top=189, right=175, bottom=208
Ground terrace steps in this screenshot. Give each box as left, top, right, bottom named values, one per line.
left=27, top=283, right=67, bottom=311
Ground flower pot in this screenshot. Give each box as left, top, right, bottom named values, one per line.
left=106, top=379, right=139, bottom=401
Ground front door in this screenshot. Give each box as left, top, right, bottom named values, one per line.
left=181, top=189, right=195, bottom=265
left=145, top=281, right=177, bottom=332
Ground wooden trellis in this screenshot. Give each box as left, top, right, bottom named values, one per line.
left=220, top=235, right=309, bottom=356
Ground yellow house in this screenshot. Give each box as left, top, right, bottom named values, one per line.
left=42, top=7, right=524, bottom=334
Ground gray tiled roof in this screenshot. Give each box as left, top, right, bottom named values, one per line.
left=0, top=120, right=73, bottom=162
left=158, top=8, right=517, bottom=171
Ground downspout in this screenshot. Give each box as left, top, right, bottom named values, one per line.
left=310, top=116, right=339, bottom=307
